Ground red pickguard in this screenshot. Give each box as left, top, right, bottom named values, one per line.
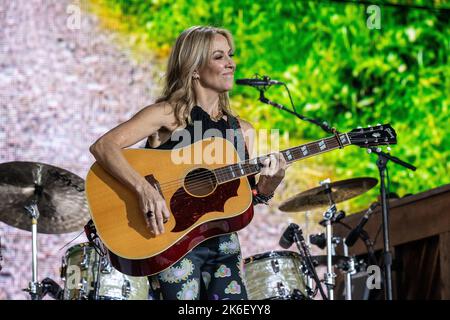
left=108, top=204, right=254, bottom=277
left=170, top=179, right=240, bottom=232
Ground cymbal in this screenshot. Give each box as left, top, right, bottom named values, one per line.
left=0, top=161, right=90, bottom=234
left=310, top=255, right=349, bottom=267
left=279, top=177, right=378, bottom=212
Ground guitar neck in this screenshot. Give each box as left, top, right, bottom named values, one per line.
left=214, top=132, right=351, bottom=184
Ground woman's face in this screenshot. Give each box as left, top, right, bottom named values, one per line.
left=197, top=34, right=236, bottom=93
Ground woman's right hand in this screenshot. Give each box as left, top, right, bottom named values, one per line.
left=135, top=183, right=171, bottom=237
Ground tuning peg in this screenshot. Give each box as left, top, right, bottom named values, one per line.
left=367, top=149, right=372, bottom=154
left=387, top=146, right=391, bottom=152
left=376, top=147, right=382, bottom=152
left=377, top=123, right=381, bottom=126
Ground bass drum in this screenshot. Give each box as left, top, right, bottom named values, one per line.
left=61, top=243, right=149, bottom=300
left=244, top=250, right=309, bottom=300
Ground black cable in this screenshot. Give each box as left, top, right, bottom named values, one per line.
left=283, top=83, right=297, bottom=113
left=294, top=231, right=329, bottom=300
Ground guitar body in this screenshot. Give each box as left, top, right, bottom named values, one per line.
left=86, top=137, right=254, bottom=276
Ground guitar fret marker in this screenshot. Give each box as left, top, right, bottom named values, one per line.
left=229, top=166, right=236, bottom=178
left=285, top=150, right=293, bottom=161
left=319, top=140, right=326, bottom=151
left=301, top=146, right=308, bottom=156
left=238, top=163, right=245, bottom=175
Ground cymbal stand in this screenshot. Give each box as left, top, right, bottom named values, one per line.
left=23, top=200, right=42, bottom=300
left=320, top=179, right=337, bottom=300
left=304, top=211, right=314, bottom=291
left=342, top=240, right=356, bottom=300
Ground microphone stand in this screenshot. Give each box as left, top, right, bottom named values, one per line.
left=259, top=90, right=335, bottom=135
left=367, top=147, right=416, bottom=300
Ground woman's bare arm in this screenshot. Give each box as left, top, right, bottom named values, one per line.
left=89, top=102, right=175, bottom=235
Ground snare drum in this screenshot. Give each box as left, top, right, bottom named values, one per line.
left=244, top=251, right=308, bottom=300
left=61, top=243, right=149, bottom=300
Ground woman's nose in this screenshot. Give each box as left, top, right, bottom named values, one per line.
left=226, top=58, right=235, bottom=70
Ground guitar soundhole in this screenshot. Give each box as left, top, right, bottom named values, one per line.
left=184, top=168, right=217, bottom=197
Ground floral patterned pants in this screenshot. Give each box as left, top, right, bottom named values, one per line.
left=148, top=233, right=248, bottom=300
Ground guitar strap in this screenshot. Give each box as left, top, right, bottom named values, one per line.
left=226, top=113, right=249, bottom=161
left=226, top=114, right=256, bottom=189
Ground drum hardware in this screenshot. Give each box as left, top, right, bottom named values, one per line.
left=319, top=210, right=346, bottom=227
left=22, top=199, right=42, bottom=300
left=244, top=251, right=309, bottom=300
left=0, top=161, right=90, bottom=300
left=41, top=277, right=63, bottom=300
left=0, top=235, right=3, bottom=271
left=80, top=246, right=91, bottom=270
left=279, top=223, right=328, bottom=300
left=100, top=256, right=113, bottom=274
left=318, top=178, right=339, bottom=300
left=60, top=242, right=149, bottom=300
left=279, top=177, right=380, bottom=300
left=342, top=241, right=355, bottom=300
left=271, top=260, right=280, bottom=273
left=122, top=279, right=132, bottom=298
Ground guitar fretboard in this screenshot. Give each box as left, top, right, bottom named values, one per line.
left=214, top=133, right=351, bottom=184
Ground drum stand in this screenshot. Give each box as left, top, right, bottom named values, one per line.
left=23, top=200, right=42, bottom=300
left=342, top=240, right=356, bottom=300
left=320, top=179, right=337, bottom=300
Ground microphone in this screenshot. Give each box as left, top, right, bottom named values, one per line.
left=344, top=202, right=380, bottom=247
left=41, top=277, right=63, bottom=300
left=236, top=76, right=284, bottom=87
left=279, top=223, right=300, bottom=249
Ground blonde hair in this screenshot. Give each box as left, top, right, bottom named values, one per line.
left=156, top=26, right=235, bottom=125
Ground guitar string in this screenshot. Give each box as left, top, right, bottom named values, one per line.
left=155, top=140, right=343, bottom=192
left=156, top=131, right=387, bottom=189
left=152, top=140, right=361, bottom=206
left=153, top=136, right=384, bottom=194
left=153, top=136, right=390, bottom=194
left=152, top=133, right=361, bottom=190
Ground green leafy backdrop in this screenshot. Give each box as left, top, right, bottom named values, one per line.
left=90, top=0, right=449, bottom=213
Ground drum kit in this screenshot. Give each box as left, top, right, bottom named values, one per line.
left=0, top=161, right=377, bottom=300
left=244, top=177, right=379, bottom=301
left=0, top=161, right=149, bottom=300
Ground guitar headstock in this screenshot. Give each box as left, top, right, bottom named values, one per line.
left=348, top=124, right=397, bottom=148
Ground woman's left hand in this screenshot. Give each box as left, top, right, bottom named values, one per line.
left=257, top=152, right=287, bottom=196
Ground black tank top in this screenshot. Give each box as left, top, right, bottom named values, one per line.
left=145, top=105, right=230, bottom=150
left=144, top=105, right=256, bottom=187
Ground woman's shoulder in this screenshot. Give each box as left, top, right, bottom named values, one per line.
left=141, top=101, right=173, bottom=115
left=140, top=101, right=177, bottom=127
left=236, top=117, right=254, bottom=133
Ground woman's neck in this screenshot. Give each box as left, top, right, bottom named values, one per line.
left=194, top=87, right=221, bottom=116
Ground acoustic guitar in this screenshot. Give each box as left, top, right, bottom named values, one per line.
left=85, top=124, right=397, bottom=276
